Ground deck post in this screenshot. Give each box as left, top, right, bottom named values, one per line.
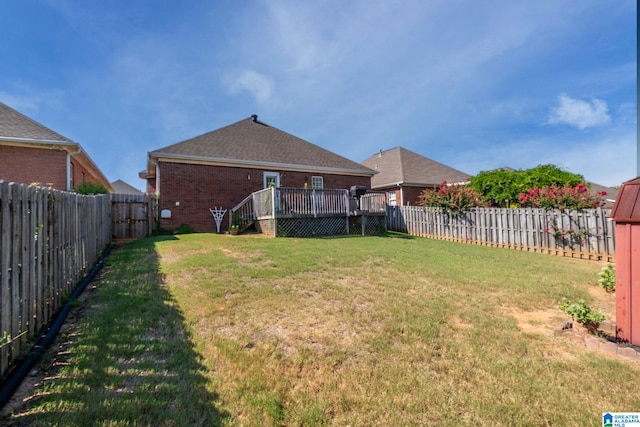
left=272, top=186, right=277, bottom=237
left=312, top=189, right=317, bottom=218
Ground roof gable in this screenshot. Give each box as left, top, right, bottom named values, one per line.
left=611, top=176, right=640, bottom=222
left=0, top=102, right=72, bottom=143
left=150, top=116, right=375, bottom=175
left=362, top=146, right=470, bottom=188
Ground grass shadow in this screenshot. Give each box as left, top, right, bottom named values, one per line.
left=3, top=236, right=230, bottom=426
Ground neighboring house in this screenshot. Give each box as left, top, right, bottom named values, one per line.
left=111, top=179, right=144, bottom=195
left=587, top=181, right=618, bottom=209
left=0, top=102, right=112, bottom=192
left=361, top=146, right=470, bottom=206
left=140, top=115, right=376, bottom=232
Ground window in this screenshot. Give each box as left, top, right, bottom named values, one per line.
left=263, top=172, right=280, bottom=188
left=311, top=176, right=323, bottom=190
left=388, top=190, right=397, bottom=206
left=69, top=162, right=74, bottom=190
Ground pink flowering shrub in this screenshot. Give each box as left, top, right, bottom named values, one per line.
left=518, top=183, right=605, bottom=210
left=418, top=181, right=489, bottom=214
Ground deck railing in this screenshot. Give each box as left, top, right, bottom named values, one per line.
left=359, top=192, right=386, bottom=212
left=230, top=192, right=257, bottom=230
left=230, top=187, right=386, bottom=232
left=276, top=188, right=350, bottom=217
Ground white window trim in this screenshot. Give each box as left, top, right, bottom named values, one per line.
left=311, top=176, right=324, bottom=190
left=263, top=171, right=280, bottom=188
left=388, top=190, right=397, bottom=206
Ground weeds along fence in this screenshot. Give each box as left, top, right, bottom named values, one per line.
left=0, top=181, right=113, bottom=378
left=387, top=205, right=615, bottom=262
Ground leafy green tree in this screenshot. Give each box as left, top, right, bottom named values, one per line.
left=468, top=165, right=585, bottom=207
left=74, top=181, right=109, bottom=195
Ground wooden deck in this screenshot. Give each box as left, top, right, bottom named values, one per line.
left=231, top=187, right=386, bottom=237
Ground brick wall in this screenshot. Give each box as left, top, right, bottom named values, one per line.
left=0, top=146, right=67, bottom=190
left=383, top=186, right=432, bottom=206
left=157, top=161, right=372, bottom=232
left=70, top=158, right=106, bottom=190
left=402, top=186, right=427, bottom=206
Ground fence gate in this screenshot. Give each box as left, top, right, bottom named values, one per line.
left=111, top=194, right=156, bottom=239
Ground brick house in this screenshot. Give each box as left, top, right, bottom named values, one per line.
left=361, top=146, right=470, bottom=206
left=0, top=102, right=112, bottom=192
left=140, top=115, right=376, bottom=232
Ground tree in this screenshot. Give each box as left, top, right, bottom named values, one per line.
left=468, top=165, right=585, bottom=207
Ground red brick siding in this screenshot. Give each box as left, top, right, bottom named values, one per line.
left=70, top=158, right=105, bottom=190
left=381, top=186, right=433, bottom=206
left=402, top=187, right=427, bottom=206
left=146, top=177, right=157, bottom=194
left=157, top=162, right=372, bottom=232
left=0, top=145, right=67, bottom=190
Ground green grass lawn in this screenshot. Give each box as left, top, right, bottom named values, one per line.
left=3, top=232, right=638, bottom=426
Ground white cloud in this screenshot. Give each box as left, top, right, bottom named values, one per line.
left=224, top=70, right=274, bottom=104
left=548, top=93, right=611, bottom=130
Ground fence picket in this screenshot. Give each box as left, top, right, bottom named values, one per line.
left=387, top=206, right=615, bottom=261
left=0, top=182, right=158, bottom=379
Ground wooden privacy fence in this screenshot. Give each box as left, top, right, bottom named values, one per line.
left=111, top=193, right=157, bottom=239
left=0, top=181, right=111, bottom=377
left=387, top=206, right=615, bottom=261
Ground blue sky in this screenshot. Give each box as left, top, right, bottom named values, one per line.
left=0, top=1, right=636, bottom=191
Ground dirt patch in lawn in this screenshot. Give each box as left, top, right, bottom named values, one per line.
left=505, top=307, right=567, bottom=336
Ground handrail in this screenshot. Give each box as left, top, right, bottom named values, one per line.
left=230, top=187, right=387, bottom=231
left=230, top=192, right=260, bottom=230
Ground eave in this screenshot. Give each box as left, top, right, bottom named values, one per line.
left=149, top=152, right=377, bottom=177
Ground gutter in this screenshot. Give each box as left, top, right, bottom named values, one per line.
left=149, top=152, right=377, bottom=177
left=0, top=136, right=75, bottom=146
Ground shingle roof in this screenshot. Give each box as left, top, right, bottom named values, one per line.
left=0, top=102, right=72, bottom=143
left=150, top=116, right=375, bottom=175
left=610, top=176, right=640, bottom=222
left=111, top=179, right=144, bottom=195
left=361, top=146, right=470, bottom=188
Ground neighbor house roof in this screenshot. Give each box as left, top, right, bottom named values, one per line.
left=111, top=179, right=144, bottom=195
left=361, top=146, right=470, bottom=189
left=0, top=102, right=113, bottom=191
left=145, top=115, right=376, bottom=176
left=0, top=102, right=73, bottom=143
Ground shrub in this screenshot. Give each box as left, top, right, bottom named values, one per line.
left=468, top=164, right=585, bottom=207
left=518, top=183, right=605, bottom=210
left=174, top=224, right=196, bottom=234
left=558, top=298, right=605, bottom=325
left=598, top=264, right=616, bottom=293
left=418, top=181, right=489, bottom=214
left=74, top=181, right=109, bottom=195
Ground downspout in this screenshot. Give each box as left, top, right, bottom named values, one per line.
left=66, top=146, right=82, bottom=191
left=152, top=160, right=160, bottom=196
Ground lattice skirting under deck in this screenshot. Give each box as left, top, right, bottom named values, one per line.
left=255, top=214, right=386, bottom=237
